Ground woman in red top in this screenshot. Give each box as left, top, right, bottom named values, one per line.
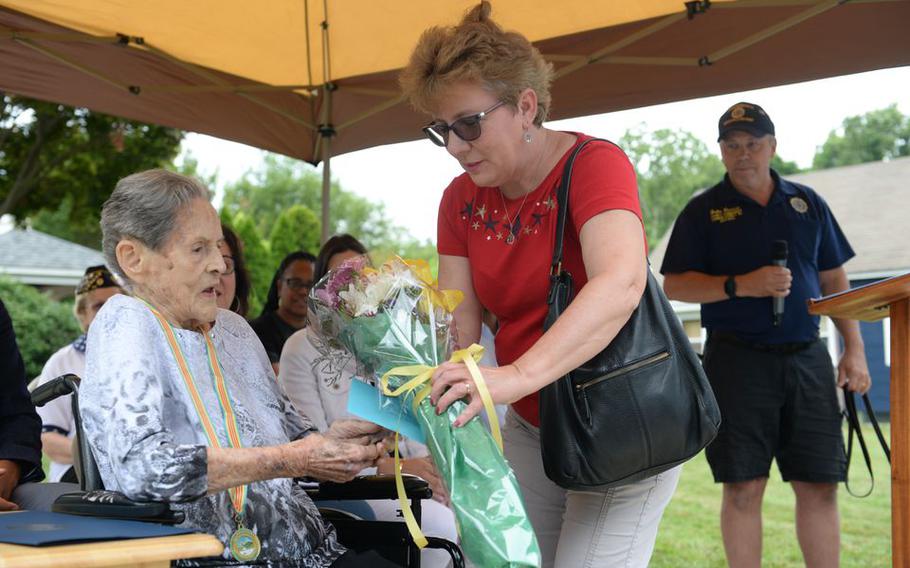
left=400, top=3, right=680, bottom=567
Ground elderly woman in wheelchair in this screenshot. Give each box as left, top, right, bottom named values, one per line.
left=79, top=169, right=401, bottom=567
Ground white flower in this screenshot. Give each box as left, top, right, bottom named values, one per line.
left=339, top=285, right=376, bottom=317
left=363, top=277, right=393, bottom=310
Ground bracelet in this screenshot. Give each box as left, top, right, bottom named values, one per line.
left=724, top=275, right=738, bottom=299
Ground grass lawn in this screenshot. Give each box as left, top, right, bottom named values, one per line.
left=650, top=423, right=892, bottom=567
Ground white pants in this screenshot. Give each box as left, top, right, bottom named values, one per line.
left=504, top=410, right=681, bottom=568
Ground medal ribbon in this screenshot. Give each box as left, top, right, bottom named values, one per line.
left=143, top=301, right=248, bottom=523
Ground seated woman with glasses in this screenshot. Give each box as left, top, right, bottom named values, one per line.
left=81, top=169, right=398, bottom=566
left=249, top=251, right=316, bottom=373
left=215, top=224, right=252, bottom=318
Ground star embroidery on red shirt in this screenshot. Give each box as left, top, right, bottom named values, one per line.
left=482, top=218, right=499, bottom=233
left=523, top=226, right=532, bottom=235
left=496, top=232, right=504, bottom=240
left=474, top=204, right=487, bottom=219
left=460, top=200, right=474, bottom=219
left=471, top=221, right=480, bottom=230
left=544, top=196, right=556, bottom=211
left=531, top=212, right=545, bottom=226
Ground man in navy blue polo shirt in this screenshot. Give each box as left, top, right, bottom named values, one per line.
left=661, top=102, right=871, bottom=568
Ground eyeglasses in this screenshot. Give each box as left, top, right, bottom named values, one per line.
left=221, top=256, right=235, bottom=276
left=423, top=101, right=505, bottom=147
left=284, top=277, right=313, bottom=292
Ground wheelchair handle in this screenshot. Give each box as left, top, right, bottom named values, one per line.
left=31, top=374, right=81, bottom=407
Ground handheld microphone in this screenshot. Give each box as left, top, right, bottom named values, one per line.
left=771, top=240, right=788, bottom=327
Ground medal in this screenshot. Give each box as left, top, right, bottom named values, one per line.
left=230, top=526, right=262, bottom=562
left=144, top=301, right=259, bottom=561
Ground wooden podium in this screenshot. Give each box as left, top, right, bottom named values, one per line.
left=808, top=272, right=910, bottom=567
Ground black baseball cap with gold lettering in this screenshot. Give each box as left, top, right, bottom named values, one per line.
left=717, top=102, right=775, bottom=141
left=75, top=265, right=120, bottom=296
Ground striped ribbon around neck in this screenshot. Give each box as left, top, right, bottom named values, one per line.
left=141, top=300, right=248, bottom=524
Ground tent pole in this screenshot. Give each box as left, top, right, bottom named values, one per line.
left=319, top=84, right=336, bottom=244
left=321, top=132, right=331, bottom=244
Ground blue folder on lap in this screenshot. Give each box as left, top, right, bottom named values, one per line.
left=0, top=510, right=194, bottom=546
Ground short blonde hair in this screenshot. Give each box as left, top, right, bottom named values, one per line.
left=399, top=1, right=553, bottom=126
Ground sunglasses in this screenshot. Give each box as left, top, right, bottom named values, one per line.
left=423, top=101, right=505, bottom=147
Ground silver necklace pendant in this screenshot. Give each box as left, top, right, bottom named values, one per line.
left=506, top=233, right=516, bottom=245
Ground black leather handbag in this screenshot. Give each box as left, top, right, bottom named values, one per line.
left=539, top=138, right=722, bottom=490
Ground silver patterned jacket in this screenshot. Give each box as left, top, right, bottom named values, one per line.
left=80, top=294, right=345, bottom=567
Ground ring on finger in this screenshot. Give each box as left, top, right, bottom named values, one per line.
left=463, top=381, right=472, bottom=395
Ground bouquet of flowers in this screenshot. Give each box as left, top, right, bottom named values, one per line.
left=308, top=256, right=540, bottom=567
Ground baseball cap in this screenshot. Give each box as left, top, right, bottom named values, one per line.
left=717, top=102, right=775, bottom=141
left=76, top=265, right=120, bottom=296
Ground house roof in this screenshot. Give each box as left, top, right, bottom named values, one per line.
left=650, top=156, right=910, bottom=281
left=0, top=228, right=105, bottom=286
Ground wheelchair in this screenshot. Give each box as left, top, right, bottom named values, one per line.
left=31, top=374, right=464, bottom=567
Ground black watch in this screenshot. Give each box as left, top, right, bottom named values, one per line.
left=724, top=275, right=738, bottom=299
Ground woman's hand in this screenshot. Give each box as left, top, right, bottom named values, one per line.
left=283, top=433, right=386, bottom=483
left=430, top=363, right=526, bottom=427
left=379, top=455, right=449, bottom=505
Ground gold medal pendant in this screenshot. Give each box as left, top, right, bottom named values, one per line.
left=230, top=527, right=261, bottom=562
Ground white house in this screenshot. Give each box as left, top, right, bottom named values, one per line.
left=0, top=227, right=106, bottom=299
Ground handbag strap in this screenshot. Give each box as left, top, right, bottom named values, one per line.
left=549, top=138, right=609, bottom=276
left=843, top=387, right=891, bottom=498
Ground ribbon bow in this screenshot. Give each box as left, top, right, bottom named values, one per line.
left=379, top=343, right=502, bottom=548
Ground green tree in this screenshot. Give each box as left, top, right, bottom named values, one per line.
left=771, top=154, right=801, bottom=175
left=27, top=195, right=107, bottom=247
left=0, top=278, right=81, bottom=379
left=373, top=238, right=439, bottom=276
left=2, top=95, right=183, bottom=248
left=812, top=104, right=910, bottom=169
left=221, top=154, right=439, bottom=272
left=228, top=211, right=272, bottom=317
left=221, top=155, right=404, bottom=251
left=269, top=205, right=321, bottom=266
left=620, top=127, right=725, bottom=244
left=170, top=150, right=219, bottom=191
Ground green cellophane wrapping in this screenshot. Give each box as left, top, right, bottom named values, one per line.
left=327, top=300, right=540, bottom=567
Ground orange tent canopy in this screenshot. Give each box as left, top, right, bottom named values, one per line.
left=2, top=0, right=908, bottom=163
left=2, top=0, right=908, bottom=238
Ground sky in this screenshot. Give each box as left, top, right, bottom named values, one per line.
left=181, top=66, right=910, bottom=243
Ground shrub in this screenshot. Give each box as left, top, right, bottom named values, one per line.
left=0, top=277, right=81, bottom=380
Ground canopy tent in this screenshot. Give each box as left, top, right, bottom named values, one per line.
left=1, top=0, right=909, bottom=240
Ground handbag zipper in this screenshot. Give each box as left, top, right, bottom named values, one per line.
left=575, top=351, right=671, bottom=392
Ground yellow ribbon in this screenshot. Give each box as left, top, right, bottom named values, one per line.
left=379, top=343, right=502, bottom=549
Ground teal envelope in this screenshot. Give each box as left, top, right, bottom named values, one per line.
left=347, top=379, right=426, bottom=444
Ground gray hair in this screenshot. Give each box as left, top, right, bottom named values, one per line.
left=100, top=169, right=212, bottom=285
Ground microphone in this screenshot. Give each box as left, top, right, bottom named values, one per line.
left=772, top=240, right=788, bottom=327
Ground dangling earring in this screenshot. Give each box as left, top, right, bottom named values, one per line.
left=524, top=130, right=532, bottom=143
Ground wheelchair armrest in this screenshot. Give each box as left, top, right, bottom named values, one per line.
left=52, top=490, right=185, bottom=525
left=304, top=474, right=432, bottom=501
left=426, top=536, right=466, bottom=567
